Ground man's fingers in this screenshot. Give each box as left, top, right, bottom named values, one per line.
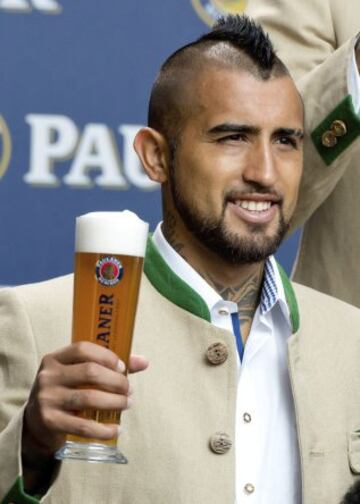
left=128, top=354, right=149, bottom=373
left=50, top=342, right=121, bottom=371
left=59, top=362, right=130, bottom=394
left=49, top=343, right=149, bottom=376
left=60, top=388, right=132, bottom=412
left=49, top=410, right=119, bottom=441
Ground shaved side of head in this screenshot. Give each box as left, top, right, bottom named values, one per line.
left=148, top=15, right=289, bottom=150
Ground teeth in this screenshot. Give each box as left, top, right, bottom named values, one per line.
left=236, top=200, right=271, bottom=212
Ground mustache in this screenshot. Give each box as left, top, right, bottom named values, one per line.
left=224, top=185, right=284, bottom=204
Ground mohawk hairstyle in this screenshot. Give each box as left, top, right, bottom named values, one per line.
left=198, top=15, right=277, bottom=73
left=148, top=14, right=288, bottom=147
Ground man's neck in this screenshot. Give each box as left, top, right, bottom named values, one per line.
left=162, top=217, right=264, bottom=343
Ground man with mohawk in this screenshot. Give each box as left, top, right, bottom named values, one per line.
left=1, top=15, right=360, bottom=504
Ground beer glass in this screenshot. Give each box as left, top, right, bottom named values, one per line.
left=55, top=211, right=148, bottom=464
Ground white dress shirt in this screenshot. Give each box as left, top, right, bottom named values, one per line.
left=152, top=224, right=301, bottom=504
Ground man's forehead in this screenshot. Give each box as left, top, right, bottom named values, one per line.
left=185, top=66, right=303, bottom=127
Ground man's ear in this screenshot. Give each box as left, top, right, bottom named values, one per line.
left=134, top=127, right=170, bottom=183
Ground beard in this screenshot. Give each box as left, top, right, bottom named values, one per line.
left=168, top=160, right=289, bottom=266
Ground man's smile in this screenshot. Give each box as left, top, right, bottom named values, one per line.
left=226, top=192, right=282, bottom=225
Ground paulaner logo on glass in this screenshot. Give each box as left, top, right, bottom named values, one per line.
left=0, top=0, right=62, bottom=14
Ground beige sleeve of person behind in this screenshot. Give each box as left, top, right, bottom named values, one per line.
left=291, top=38, right=360, bottom=229
left=245, top=0, right=358, bottom=79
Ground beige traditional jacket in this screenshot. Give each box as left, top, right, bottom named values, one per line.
left=1, top=239, right=360, bottom=503
left=246, top=0, right=360, bottom=308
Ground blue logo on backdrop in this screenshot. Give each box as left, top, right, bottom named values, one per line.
left=0, top=0, right=62, bottom=14
left=0, top=116, right=12, bottom=181
left=191, top=0, right=247, bottom=25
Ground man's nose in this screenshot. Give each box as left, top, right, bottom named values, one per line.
left=242, top=141, right=277, bottom=188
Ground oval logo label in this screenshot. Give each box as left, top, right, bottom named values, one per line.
left=192, top=0, right=247, bottom=26
left=0, top=115, right=12, bottom=180
left=96, top=257, right=123, bottom=286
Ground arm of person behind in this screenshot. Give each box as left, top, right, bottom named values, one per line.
left=290, top=36, right=360, bottom=230
left=245, top=0, right=360, bottom=231
left=245, top=0, right=337, bottom=80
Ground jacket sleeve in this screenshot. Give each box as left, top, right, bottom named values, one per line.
left=0, top=288, right=42, bottom=504
left=245, top=0, right=336, bottom=80
left=292, top=37, right=360, bottom=229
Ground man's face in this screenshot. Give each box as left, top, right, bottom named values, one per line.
left=166, top=67, right=304, bottom=264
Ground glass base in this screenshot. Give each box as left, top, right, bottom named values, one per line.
left=55, top=441, right=128, bottom=464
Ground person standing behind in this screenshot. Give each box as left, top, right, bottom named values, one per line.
left=246, top=0, right=360, bottom=307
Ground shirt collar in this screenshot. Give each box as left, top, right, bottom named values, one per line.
left=152, top=222, right=224, bottom=312
left=261, top=256, right=290, bottom=320
left=152, top=222, right=291, bottom=325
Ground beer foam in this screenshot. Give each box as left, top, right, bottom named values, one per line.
left=75, top=211, right=149, bottom=257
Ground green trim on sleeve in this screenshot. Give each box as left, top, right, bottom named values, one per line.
left=311, top=95, right=360, bottom=166
left=2, top=476, right=40, bottom=504
left=276, top=262, right=300, bottom=333
left=144, top=236, right=211, bottom=322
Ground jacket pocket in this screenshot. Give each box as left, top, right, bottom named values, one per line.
left=349, top=430, right=360, bottom=473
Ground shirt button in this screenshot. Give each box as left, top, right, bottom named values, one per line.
left=218, top=306, right=230, bottom=316
left=209, top=432, right=232, bottom=454
left=243, top=412, right=252, bottom=423
left=206, top=342, right=228, bottom=365
left=244, top=483, right=255, bottom=494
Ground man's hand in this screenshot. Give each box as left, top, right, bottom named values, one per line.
left=23, top=342, right=148, bottom=457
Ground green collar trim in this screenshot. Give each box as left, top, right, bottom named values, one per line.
left=2, top=476, right=40, bottom=504
left=144, top=236, right=211, bottom=322
left=144, top=236, right=299, bottom=332
left=276, top=262, right=300, bottom=333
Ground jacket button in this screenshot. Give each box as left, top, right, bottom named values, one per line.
left=206, top=342, right=228, bottom=365
left=244, top=483, right=255, bottom=494
left=209, top=432, right=232, bottom=454
left=331, top=119, right=347, bottom=137
left=321, top=130, right=337, bottom=148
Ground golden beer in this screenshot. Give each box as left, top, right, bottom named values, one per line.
left=56, top=211, right=148, bottom=463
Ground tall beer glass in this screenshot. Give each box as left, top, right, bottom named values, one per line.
left=55, top=211, right=148, bottom=464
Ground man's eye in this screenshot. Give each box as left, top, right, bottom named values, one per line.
left=219, top=133, right=247, bottom=143
left=276, top=136, right=297, bottom=148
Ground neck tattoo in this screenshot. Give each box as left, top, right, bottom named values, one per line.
left=162, top=211, right=187, bottom=259
left=201, top=268, right=263, bottom=343
left=162, top=212, right=264, bottom=342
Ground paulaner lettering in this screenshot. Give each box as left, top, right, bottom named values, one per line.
left=96, top=294, right=114, bottom=347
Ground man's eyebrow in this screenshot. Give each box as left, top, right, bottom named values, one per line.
left=207, top=123, right=260, bottom=135
left=274, top=127, right=304, bottom=139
